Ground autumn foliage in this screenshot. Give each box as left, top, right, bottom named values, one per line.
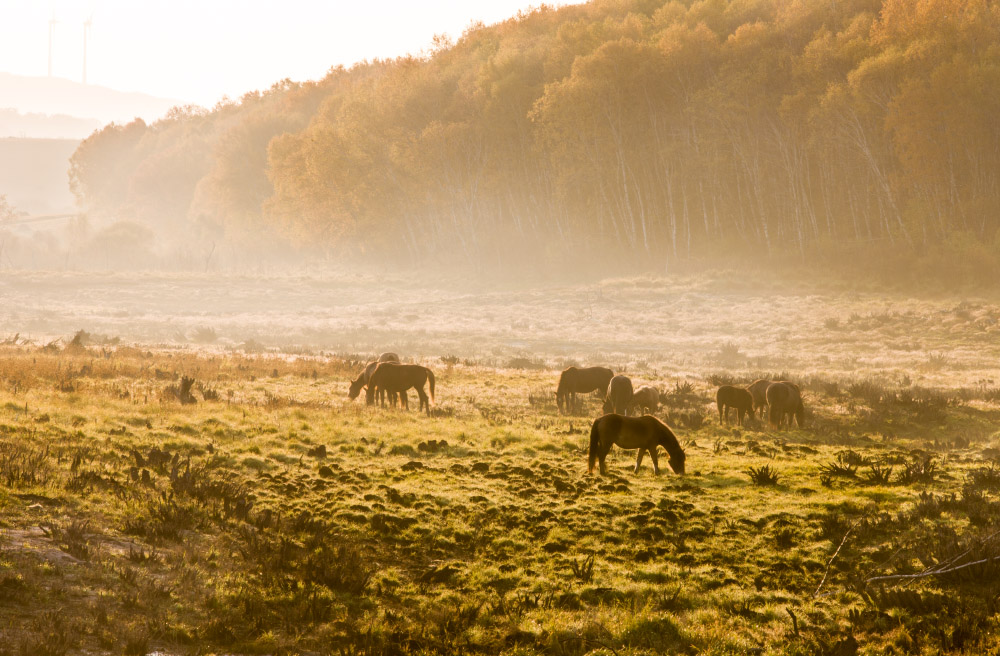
left=69, top=0, right=1000, bottom=276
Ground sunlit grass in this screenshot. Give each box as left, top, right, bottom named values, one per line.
left=0, top=316, right=999, bottom=653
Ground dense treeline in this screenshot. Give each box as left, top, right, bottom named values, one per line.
left=69, top=0, right=1000, bottom=275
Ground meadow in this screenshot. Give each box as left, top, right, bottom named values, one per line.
left=2, top=273, right=1000, bottom=655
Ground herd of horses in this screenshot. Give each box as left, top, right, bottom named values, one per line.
left=558, top=366, right=805, bottom=477
left=348, top=352, right=436, bottom=416
left=347, top=359, right=805, bottom=477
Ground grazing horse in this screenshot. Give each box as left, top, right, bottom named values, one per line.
left=367, top=363, right=436, bottom=416
left=746, top=379, right=772, bottom=419
left=716, top=385, right=753, bottom=425
left=765, top=381, right=804, bottom=429
left=556, top=366, right=614, bottom=413
left=588, top=414, right=685, bottom=476
left=348, top=353, right=402, bottom=405
left=631, top=386, right=660, bottom=415
left=603, top=375, right=634, bottom=415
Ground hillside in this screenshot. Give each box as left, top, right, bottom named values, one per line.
left=0, top=138, right=78, bottom=215
left=0, top=72, right=181, bottom=130
left=57, top=0, right=1000, bottom=281
left=0, top=109, right=101, bottom=140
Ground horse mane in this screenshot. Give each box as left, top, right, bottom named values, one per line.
left=657, top=421, right=685, bottom=462
left=556, top=367, right=575, bottom=393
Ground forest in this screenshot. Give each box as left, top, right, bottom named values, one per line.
left=67, top=0, right=1000, bottom=279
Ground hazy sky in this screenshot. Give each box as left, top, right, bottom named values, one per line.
left=0, top=1, right=575, bottom=106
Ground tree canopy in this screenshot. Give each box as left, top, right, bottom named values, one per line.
left=69, top=0, right=1000, bottom=277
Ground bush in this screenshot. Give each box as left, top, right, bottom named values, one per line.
left=747, top=465, right=779, bottom=486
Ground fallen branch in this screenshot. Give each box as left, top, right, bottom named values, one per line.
left=814, top=520, right=858, bottom=597
left=866, top=554, right=1000, bottom=585
left=786, top=607, right=799, bottom=637
left=865, top=529, right=1000, bottom=586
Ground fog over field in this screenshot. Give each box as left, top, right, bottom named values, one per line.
left=2, top=270, right=998, bottom=387
left=3, top=1, right=1000, bottom=655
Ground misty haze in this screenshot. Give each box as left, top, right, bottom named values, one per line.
left=2, top=1, right=1000, bottom=654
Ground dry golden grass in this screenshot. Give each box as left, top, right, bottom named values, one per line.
left=1, top=332, right=1000, bottom=654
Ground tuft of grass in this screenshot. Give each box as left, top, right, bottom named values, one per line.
left=0, top=440, right=50, bottom=488
left=864, top=464, right=894, bottom=485
left=819, top=461, right=858, bottom=478
left=568, top=553, right=595, bottom=583
left=747, top=464, right=780, bottom=486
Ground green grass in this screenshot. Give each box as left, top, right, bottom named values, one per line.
left=0, top=344, right=999, bottom=654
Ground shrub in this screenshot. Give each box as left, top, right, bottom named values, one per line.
left=747, top=465, right=779, bottom=486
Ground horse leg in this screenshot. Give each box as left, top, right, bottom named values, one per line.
left=634, top=448, right=645, bottom=473
left=417, top=387, right=429, bottom=416
left=650, top=449, right=661, bottom=475
left=599, top=446, right=609, bottom=476
left=718, top=400, right=724, bottom=424
left=400, top=390, right=409, bottom=410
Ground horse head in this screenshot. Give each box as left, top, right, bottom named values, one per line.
left=658, top=423, right=686, bottom=474
left=348, top=376, right=365, bottom=400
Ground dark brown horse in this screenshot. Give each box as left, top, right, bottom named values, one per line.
left=765, top=381, right=804, bottom=429
left=588, top=414, right=685, bottom=476
left=348, top=352, right=401, bottom=404
left=556, top=366, right=614, bottom=413
left=603, top=375, right=634, bottom=415
left=366, top=363, right=436, bottom=416
left=631, top=386, right=660, bottom=415
left=716, top=385, right=753, bottom=425
left=746, top=379, right=772, bottom=419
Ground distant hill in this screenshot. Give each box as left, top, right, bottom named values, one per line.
left=0, top=72, right=183, bottom=134
left=0, top=108, right=101, bottom=139
left=0, top=138, right=78, bottom=215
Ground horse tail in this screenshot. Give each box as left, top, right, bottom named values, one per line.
left=426, top=368, right=435, bottom=404
left=588, top=417, right=601, bottom=473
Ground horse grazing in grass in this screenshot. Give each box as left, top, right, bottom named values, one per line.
left=603, top=375, right=634, bottom=415
left=556, top=366, right=614, bottom=413
left=588, top=414, right=685, bottom=476
left=765, top=381, right=804, bottom=429
left=747, top=379, right=772, bottom=419
left=348, top=353, right=401, bottom=405
left=367, top=363, right=436, bottom=416
left=716, top=385, right=753, bottom=425
left=631, top=386, right=660, bottom=415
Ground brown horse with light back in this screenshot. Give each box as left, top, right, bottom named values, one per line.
left=366, top=363, right=436, bottom=416
left=603, top=375, right=634, bottom=415
left=556, top=366, right=614, bottom=413
left=588, top=414, right=685, bottom=476
left=348, top=352, right=401, bottom=404
left=765, top=381, right=804, bottom=428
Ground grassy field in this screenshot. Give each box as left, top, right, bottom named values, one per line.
left=3, top=276, right=1000, bottom=655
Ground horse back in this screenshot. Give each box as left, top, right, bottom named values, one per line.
left=765, top=381, right=794, bottom=406
left=718, top=385, right=752, bottom=408
left=597, top=413, right=656, bottom=449
left=372, top=362, right=424, bottom=390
